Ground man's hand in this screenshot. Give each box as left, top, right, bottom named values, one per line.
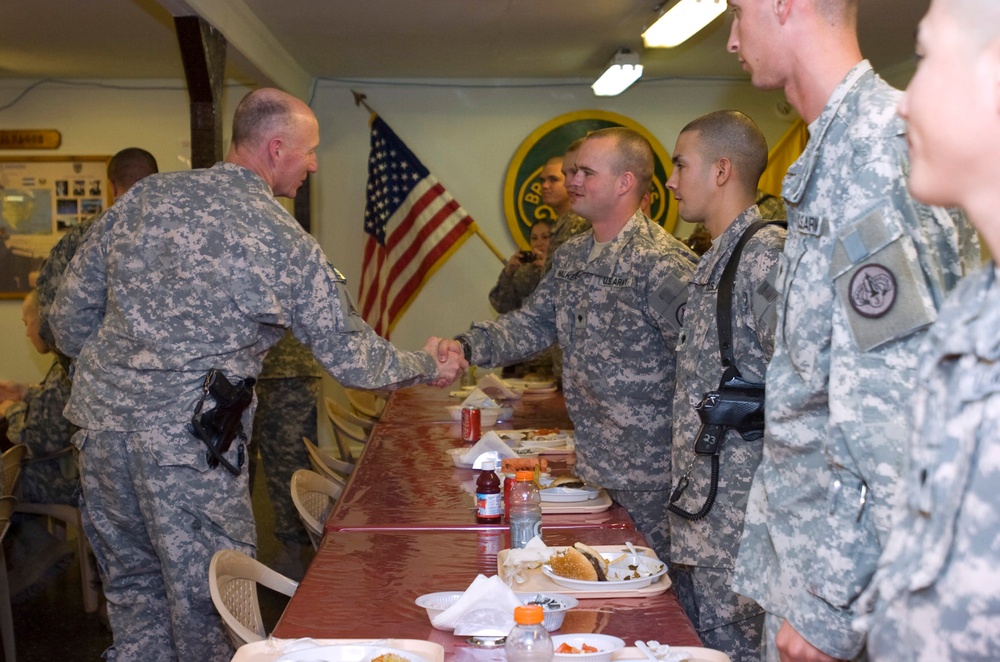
left=0, top=380, right=27, bottom=403
left=776, top=620, right=845, bottom=662
left=423, top=337, right=468, bottom=387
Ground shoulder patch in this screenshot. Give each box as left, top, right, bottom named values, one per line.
left=849, top=263, right=897, bottom=319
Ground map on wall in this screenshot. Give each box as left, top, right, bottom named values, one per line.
left=0, top=156, right=110, bottom=297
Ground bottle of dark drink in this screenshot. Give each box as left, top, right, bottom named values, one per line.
left=475, top=460, right=502, bottom=524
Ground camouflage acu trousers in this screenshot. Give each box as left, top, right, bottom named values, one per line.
left=249, top=376, right=320, bottom=545
left=606, top=487, right=670, bottom=564
left=672, top=564, right=764, bottom=662
left=77, top=427, right=256, bottom=662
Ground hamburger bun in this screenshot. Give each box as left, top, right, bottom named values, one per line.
left=547, top=475, right=585, bottom=489
left=549, top=543, right=609, bottom=581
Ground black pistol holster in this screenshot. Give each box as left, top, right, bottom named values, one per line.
left=670, top=220, right=780, bottom=521
left=190, top=369, right=256, bottom=476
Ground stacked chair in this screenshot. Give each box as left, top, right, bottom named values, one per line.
left=0, top=444, right=26, bottom=662
left=290, top=469, right=343, bottom=551
left=323, top=397, right=373, bottom=464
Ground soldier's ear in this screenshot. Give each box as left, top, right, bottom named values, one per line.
left=715, top=158, right=733, bottom=187
left=268, top=138, right=283, bottom=162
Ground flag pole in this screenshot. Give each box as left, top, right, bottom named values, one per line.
left=352, top=90, right=507, bottom=265
left=470, top=223, right=507, bottom=263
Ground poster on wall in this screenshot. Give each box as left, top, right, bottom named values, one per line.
left=503, top=110, right=675, bottom=250
left=0, top=155, right=111, bottom=298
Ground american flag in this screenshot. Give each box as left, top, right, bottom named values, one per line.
left=359, top=116, right=475, bottom=338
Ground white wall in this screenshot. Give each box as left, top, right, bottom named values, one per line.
left=0, top=76, right=796, bottom=385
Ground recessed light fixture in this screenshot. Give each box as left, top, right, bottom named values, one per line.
left=642, top=0, right=727, bottom=48
left=592, top=49, right=644, bottom=97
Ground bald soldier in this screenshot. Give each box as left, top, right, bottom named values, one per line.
left=724, top=0, right=980, bottom=660
left=51, top=88, right=465, bottom=661
left=857, top=0, right=1000, bottom=658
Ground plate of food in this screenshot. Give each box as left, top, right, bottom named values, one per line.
left=542, top=543, right=667, bottom=591
left=539, top=475, right=600, bottom=502
left=540, top=486, right=602, bottom=503
left=497, top=429, right=574, bottom=452
left=275, top=644, right=425, bottom=662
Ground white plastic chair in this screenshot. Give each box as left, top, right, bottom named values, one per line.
left=302, top=437, right=351, bottom=486
left=14, top=446, right=100, bottom=613
left=0, top=445, right=26, bottom=497
left=323, top=397, right=370, bottom=463
left=290, top=469, right=343, bottom=550
left=0, top=495, right=17, bottom=662
left=208, top=548, right=298, bottom=648
left=345, top=389, right=385, bottom=422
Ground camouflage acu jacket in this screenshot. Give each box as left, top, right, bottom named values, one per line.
left=50, top=162, right=438, bottom=432
left=463, top=210, right=697, bottom=490
left=732, top=62, right=981, bottom=658
left=860, top=265, right=1000, bottom=660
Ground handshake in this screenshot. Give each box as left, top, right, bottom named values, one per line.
left=422, top=337, right=470, bottom=388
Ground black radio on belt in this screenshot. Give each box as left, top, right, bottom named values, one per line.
left=693, top=366, right=765, bottom=455
left=190, top=368, right=256, bottom=476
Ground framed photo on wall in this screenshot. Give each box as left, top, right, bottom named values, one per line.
left=0, top=155, right=111, bottom=299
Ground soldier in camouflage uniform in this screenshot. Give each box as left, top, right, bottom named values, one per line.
left=489, top=219, right=552, bottom=314
left=247, top=330, right=322, bottom=577
left=665, top=111, right=786, bottom=662
left=0, top=291, right=79, bottom=505
left=444, top=128, right=697, bottom=560
left=544, top=138, right=592, bottom=275
left=857, top=1, right=1000, bottom=658
left=35, top=147, right=158, bottom=353
left=49, top=88, right=464, bottom=662
left=725, top=1, right=981, bottom=660
left=544, top=139, right=593, bottom=383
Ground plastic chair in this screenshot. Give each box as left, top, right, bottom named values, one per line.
left=345, top=388, right=385, bottom=422
left=0, top=445, right=26, bottom=497
left=324, top=396, right=375, bottom=433
left=290, top=469, right=343, bottom=550
left=323, top=398, right=370, bottom=463
left=0, top=495, right=18, bottom=662
left=13, top=446, right=100, bottom=613
left=302, top=438, right=351, bottom=486
left=208, top=548, right=298, bottom=648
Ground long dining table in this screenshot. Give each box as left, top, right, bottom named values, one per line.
left=269, top=384, right=704, bottom=657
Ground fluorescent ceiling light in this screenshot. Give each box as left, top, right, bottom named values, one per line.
left=592, top=50, right=643, bottom=97
left=642, top=0, right=727, bottom=48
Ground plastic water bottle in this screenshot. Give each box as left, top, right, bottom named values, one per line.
left=508, top=470, right=542, bottom=549
left=505, top=604, right=552, bottom=662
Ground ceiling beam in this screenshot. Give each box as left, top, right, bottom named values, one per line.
left=155, top=0, right=313, bottom=100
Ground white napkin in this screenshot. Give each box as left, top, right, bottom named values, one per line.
left=460, top=388, right=501, bottom=409
left=499, top=536, right=552, bottom=585
left=459, top=431, right=519, bottom=467
left=431, top=574, right=522, bottom=631
left=476, top=373, right=519, bottom=400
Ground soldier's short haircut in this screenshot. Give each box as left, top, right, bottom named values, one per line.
left=107, top=148, right=158, bottom=191
left=586, top=127, right=655, bottom=198
left=565, top=136, right=586, bottom=154
left=231, top=91, right=293, bottom=151
left=815, top=0, right=859, bottom=24
left=680, top=110, right=769, bottom=194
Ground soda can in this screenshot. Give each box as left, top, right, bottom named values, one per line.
left=461, top=404, right=481, bottom=442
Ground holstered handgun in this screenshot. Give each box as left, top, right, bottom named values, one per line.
left=190, top=369, right=256, bottom=476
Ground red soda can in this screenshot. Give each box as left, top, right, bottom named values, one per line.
left=461, top=404, right=481, bottom=442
